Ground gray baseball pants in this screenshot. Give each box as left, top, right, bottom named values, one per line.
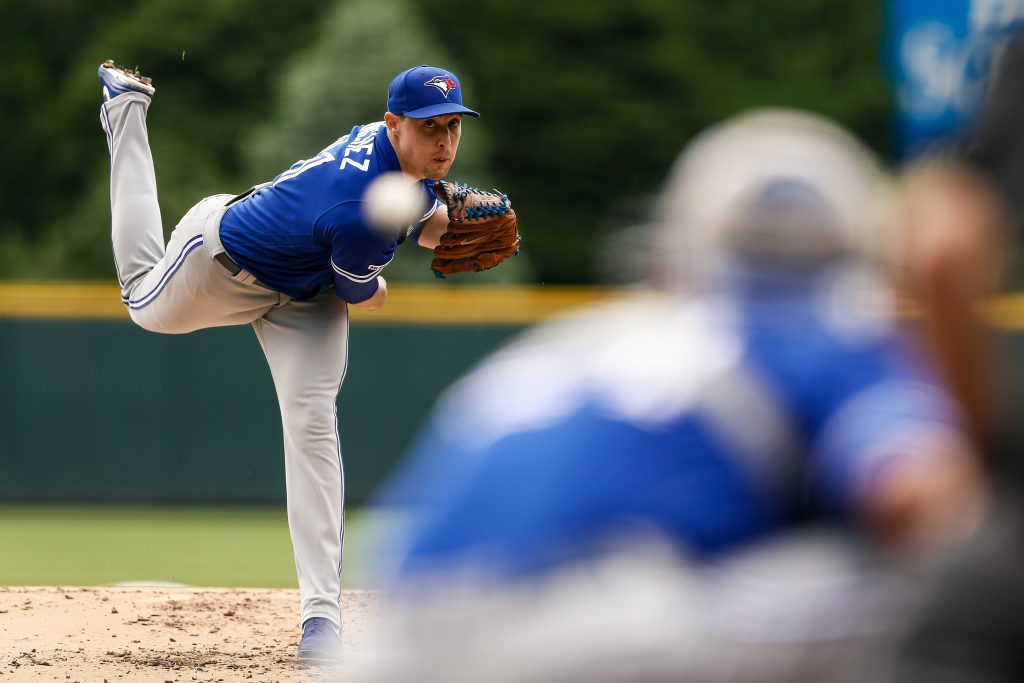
left=101, top=92, right=348, bottom=631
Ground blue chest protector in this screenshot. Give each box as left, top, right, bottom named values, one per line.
left=376, top=279, right=961, bottom=578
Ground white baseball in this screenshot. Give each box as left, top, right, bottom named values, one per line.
left=362, top=172, right=424, bottom=233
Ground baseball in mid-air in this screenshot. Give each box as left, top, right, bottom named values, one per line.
left=362, top=171, right=424, bottom=233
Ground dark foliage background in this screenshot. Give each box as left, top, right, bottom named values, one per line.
left=0, top=0, right=891, bottom=284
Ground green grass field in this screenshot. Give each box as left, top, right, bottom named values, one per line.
left=0, top=505, right=373, bottom=588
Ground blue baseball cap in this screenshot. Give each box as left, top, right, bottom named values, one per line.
left=387, top=65, right=480, bottom=118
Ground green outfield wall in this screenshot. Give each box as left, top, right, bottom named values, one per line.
left=0, top=283, right=613, bottom=505
left=3, top=283, right=1024, bottom=505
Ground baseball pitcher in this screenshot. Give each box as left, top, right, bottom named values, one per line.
left=96, top=59, right=519, bottom=666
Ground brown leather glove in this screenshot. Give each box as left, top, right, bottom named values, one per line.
left=431, top=180, right=521, bottom=277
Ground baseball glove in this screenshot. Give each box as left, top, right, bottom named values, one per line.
left=431, top=180, right=521, bottom=277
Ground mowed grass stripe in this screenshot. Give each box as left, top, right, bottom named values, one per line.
left=0, top=505, right=370, bottom=589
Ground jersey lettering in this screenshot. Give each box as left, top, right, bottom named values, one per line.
left=345, top=142, right=374, bottom=155
left=272, top=150, right=337, bottom=187
left=339, top=127, right=377, bottom=172
left=340, top=156, right=372, bottom=172
left=272, top=122, right=385, bottom=186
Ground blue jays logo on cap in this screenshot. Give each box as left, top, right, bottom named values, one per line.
left=424, top=75, right=457, bottom=98
left=387, top=65, right=480, bottom=119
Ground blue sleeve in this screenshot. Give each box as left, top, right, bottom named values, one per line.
left=747, top=315, right=966, bottom=513
left=811, top=376, right=963, bottom=511
left=321, top=203, right=397, bottom=304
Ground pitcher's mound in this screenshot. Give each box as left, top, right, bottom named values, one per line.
left=0, top=586, right=380, bottom=681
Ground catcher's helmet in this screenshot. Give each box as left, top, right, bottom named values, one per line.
left=653, top=109, right=893, bottom=291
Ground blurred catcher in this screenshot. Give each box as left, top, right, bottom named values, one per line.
left=96, top=59, right=518, bottom=666
left=347, top=109, right=986, bottom=683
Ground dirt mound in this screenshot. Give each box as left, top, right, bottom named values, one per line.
left=0, top=586, right=380, bottom=681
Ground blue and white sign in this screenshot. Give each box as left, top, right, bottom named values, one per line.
left=887, top=0, right=1024, bottom=157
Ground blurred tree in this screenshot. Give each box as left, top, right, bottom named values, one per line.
left=0, top=0, right=327, bottom=278
left=432, top=0, right=891, bottom=283
left=0, top=0, right=891, bottom=285
left=0, top=0, right=141, bottom=258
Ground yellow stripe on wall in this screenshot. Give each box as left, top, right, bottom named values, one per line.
left=0, top=282, right=128, bottom=320
left=0, top=282, right=622, bottom=326
left=355, top=284, right=624, bottom=324
left=5, top=281, right=1024, bottom=329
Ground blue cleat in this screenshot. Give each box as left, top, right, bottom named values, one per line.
left=98, top=59, right=155, bottom=103
left=296, top=616, right=342, bottom=666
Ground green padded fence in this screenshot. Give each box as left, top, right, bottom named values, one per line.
left=0, top=318, right=518, bottom=504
